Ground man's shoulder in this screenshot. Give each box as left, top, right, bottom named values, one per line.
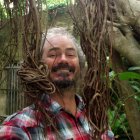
left=3, top=105, right=38, bottom=128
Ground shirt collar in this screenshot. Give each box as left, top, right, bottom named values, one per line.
left=75, top=94, right=86, bottom=111
left=41, top=94, right=85, bottom=116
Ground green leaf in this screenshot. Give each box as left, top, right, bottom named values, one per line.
left=109, top=71, right=116, bottom=80
left=47, top=0, right=67, bottom=8
left=128, top=66, right=140, bottom=71
left=118, top=72, right=140, bottom=80
left=134, top=96, right=140, bottom=102
left=131, top=85, right=140, bottom=93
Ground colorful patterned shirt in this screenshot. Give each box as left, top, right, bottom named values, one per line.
left=0, top=94, right=114, bottom=140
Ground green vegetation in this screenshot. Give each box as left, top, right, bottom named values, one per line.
left=109, top=66, right=140, bottom=139
left=47, top=0, right=67, bottom=8
left=0, top=0, right=67, bottom=19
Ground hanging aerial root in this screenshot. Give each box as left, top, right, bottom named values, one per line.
left=69, top=0, right=114, bottom=138
left=18, top=66, right=55, bottom=96
left=13, top=0, right=56, bottom=98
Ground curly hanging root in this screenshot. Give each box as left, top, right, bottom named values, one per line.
left=16, top=0, right=56, bottom=97
left=5, top=0, right=60, bottom=136
left=14, top=0, right=66, bottom=137
left=68, top=0, right=115, bottom=138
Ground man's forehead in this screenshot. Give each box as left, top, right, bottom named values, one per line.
left=43, top=35, right=76, bottom=50
left=47, top=47, right=76, bottom=52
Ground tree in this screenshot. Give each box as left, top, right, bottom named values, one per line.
left=112, top=0, right=140, bottom=140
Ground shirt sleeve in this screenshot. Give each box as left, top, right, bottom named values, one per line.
left=0, top=125, right=30, bottom=140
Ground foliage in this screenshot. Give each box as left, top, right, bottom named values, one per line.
left=0, top=0, right=26, bottom=19
left=46, top=0, right=67, bottom=8
left=109, top=66, right=140, bottom=138
left=0, top=2, right=6, bottom=19
left=118, top=67, right=140, bottom=98
left=109, top=107, right=132, bottom=139
left=118, top=72, right=140, bottom=80
left=0, top=0, right=67, bottom=20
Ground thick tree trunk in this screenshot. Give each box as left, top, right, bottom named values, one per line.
left=112, top=0, right=140, bottom=66
left=116, top=0, right=140, bottom=35
left=112, top=50, right=140, bottom=140
left=113, top=27, right=140, bottom=66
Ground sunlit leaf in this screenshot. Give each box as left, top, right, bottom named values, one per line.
left=128, top=66, right=140, bottom=71
left=118, top=72, right=140, bottom=80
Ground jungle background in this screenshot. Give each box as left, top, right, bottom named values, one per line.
left=0, top=0, right=140, bottom=140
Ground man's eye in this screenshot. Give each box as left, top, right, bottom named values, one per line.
left=48, top=54, right=57, bottom=57
left=67, top=53, right=76, bottom=57
left=68, top=54, right=74, bottom=56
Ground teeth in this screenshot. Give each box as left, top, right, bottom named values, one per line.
left=58, top=69, right=69, bottom=72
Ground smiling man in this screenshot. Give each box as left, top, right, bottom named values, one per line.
left=0, top=27, right=114, bottom=140
left=42, top=34, right=81, bottom=116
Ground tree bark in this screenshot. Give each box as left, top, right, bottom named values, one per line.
left=116, top=0, right=140, bottom=35
left=113, top=27, right=140, bottom=66
left=112, top=50, right=140, bottom=140
left=111, top=0, right=140, bottom=66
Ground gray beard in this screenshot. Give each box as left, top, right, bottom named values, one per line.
left=52, top=72, right=76, bottom=89
left=53, top=79, right=75, bottom=89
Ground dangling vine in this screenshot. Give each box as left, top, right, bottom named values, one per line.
left=68, top=0, right=115, bottom=139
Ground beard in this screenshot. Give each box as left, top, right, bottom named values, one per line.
left=53, top=79, right=75, bottom=89
left=51, top=63, right=76, bottom=89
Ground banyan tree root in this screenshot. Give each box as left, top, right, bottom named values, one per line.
left=11, top=0, right=58, bottom=134
left=68, top=0, right=114, bottom=138
left=13, top=0, right=56, bottom=98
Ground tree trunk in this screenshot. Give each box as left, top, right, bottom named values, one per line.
left=112, top=0, right=140, bottom=66
left=116, top=0, right=140, bottom=35
left=113, top=27, right=140, bottom=66
left=112, top=50, right=140, bottom=140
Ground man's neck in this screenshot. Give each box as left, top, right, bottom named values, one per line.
left=51, top=88, right=77, bottom=116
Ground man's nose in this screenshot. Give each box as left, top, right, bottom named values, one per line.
left=59, top=54, right=68, bottom=63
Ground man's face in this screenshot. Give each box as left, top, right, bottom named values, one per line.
left=42, top=36, right=80, bottom=89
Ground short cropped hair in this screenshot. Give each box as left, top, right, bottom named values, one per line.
left=42, top=27, right=86, bottom=71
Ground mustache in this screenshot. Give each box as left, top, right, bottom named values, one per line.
left=51, top=63, right=75, bottom=73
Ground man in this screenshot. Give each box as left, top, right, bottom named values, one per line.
left=0, top=27, right=114, bottom=139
